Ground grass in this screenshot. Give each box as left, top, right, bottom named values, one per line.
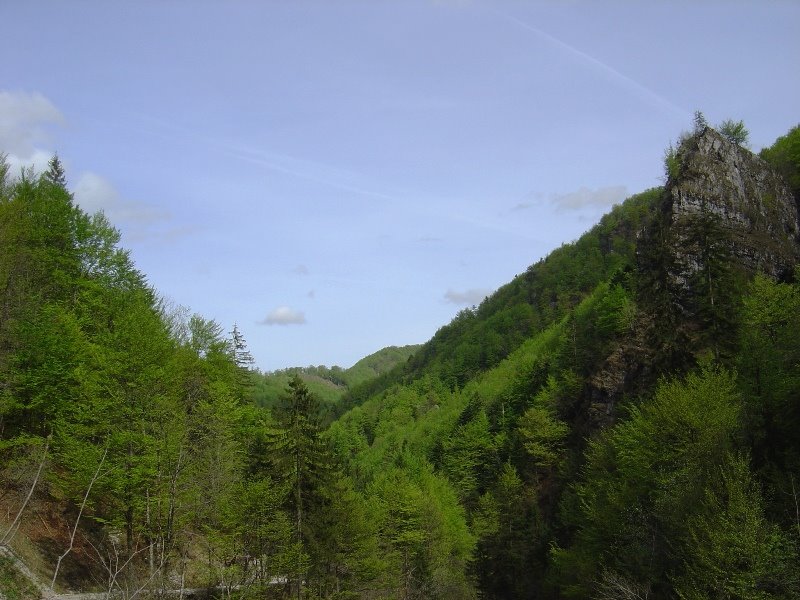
left=0, top=555, right=40, bottom=600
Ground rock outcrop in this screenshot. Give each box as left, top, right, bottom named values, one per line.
left=588, top=128, right=800, bottom=425
left=663, top=127, right=800, bottom=284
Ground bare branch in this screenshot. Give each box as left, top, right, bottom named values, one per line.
left=51, top=445, right=108, bottom=590
left=0, top=436, right=49, bottom=546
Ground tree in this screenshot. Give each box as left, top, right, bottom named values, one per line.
left=44, top=154, right=67, bottom=187
left=719, top=118, right=750, bottom=147
left=554, top=366, right=742, bottom=597
left=738, top=272, right=800, bottom=531
left=517, top=405, right=568, bottom=474
left=675, top=454, right=798, bottom=599
left=472, top=463, right=540, bottom=599
left=760, top=124, right=800, bottom=198
left=693, top=110, right=708, bottom=134
left=229, top=323, right=255, bottom=402
left=267, top=375, right=330, bottom=597
left=305, top=474, right=382, bottom=597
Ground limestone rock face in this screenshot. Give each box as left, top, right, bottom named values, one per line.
left=665, top=127, right=800, bottom=283
left=592, top=128, right=800, bottom=422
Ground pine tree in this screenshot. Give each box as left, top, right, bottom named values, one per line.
left=267, top=375, right=330, bottom=597
left=229, top=323, right=255, bottom=402
left=44, top=154, right=67, bottom=187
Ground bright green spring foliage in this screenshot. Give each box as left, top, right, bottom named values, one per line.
left=555, top=366, right=743, bottom=596
left=675, top=454, right=797, bottom=600
left=402, top=188, right=659, bottom=389
left=555, top=364, right=799, bottom=599
left=0, top=159, right=337, bottom=595
left=719, top=118, right=751, bottom=147
left=4, top=122, right=800, bottom=599
left=760, top=124, right=800, bottom=198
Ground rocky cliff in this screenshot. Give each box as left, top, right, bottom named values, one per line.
left=588, top=127, right=800, bottom=424
left=663, top=126, right=800, bottom=285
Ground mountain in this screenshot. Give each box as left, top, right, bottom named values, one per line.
left=251, top=344, right=421, bottom=411
left=327, top=123, right=800, bottom=598
left=2, top=122, right=799, bottom=599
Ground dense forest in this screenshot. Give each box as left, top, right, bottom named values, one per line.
left=1, top=119, right=799, bottom=599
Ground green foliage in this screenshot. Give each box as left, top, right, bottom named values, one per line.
left=0, top=158, right=271, bottom=592
left=738, top=272, right=800, bottom=529
left=555, top=366, right=743, bottom=597
left=440, top=409, right=498, bottom=502
left=4, top=121, right=800, bottom=599
left=518, top=405, right=568, bottom=471
left=760, top=124, right=800, bottom=198
left=367, top=466, right=476, bottom=599
left=0, top=555, right=40, bottom=600
left=675, top=454, right=799, bottom=599
left=405, top=189, right=660, bottom=388
left=253, top=344, right=420, bottom=418
left=692, top=110, right=708, bottom=134
left=719, top=118, right=750, bottom=147
left=472, top=463, right=541, bottom=599
left=664, top=142, right=680, bottom=180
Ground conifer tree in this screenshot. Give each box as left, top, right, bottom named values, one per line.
left=44, top=154, right=67, bottom=187
left=229, top=323, right=255, bottom=402
left=268, top=375, right=330, bottom=597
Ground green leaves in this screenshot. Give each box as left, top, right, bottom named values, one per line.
left=676, top=454, right=799, bottom=599
left=518, top=406, right=568, bottom=471
left=760, top=124, right=800, bottom=196
left=557, top=366, right=743, bottom=596
left=719, top=118, right=751, bottom=147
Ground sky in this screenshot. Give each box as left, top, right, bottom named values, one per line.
left=1, top=1, right=798, bottom=371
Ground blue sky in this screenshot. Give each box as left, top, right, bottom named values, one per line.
left=2, top=1, right=798, bottom=371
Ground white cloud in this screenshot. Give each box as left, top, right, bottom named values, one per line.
left=5, top=149, right=52, bottom=177
left=0, top=90, right=65, bottom=176
left=74, top=171, right=170, bottom=224
left=0, top=92, right=180, bottom=244
left=551, top=185, right=628, bottom=212
left=0, top=90, right=64, bottom=156
left=259, top=306, right=307, bottom=326
left=444, top=288, right=492, bottom=306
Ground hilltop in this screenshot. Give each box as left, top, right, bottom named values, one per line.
left=251, top=344, right=420, bottom=412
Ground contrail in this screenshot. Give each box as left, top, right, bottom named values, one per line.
left=226, top=146, right=397, bottom=203
left=123, top=111, right=398, bottom=203
left=491, top=8, right=689, bottom=120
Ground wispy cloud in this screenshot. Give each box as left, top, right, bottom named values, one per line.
left=0, top=90, right=64, bottom=154
left=228, top=145, right=396, bottom=202
left=551, top=185, right=627, bottom=212
left=73, top=171, right=179, bottom=242
left=259, top=306, right=307, bottom=326
left=0, top=90, right=65, bottom=175
left=127, top=113, right=398, bottom=203
left=292, top=264, right=310, bottom=276
left=444, top=288, right=492, bottom=306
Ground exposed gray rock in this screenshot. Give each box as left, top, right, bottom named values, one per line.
left=665, top=127, right=800, bottom=285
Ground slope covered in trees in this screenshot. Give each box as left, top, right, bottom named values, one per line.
left=253, top=344, right=420, bottom=413
left=327, top=122, right=800, bottom=599
left=2, top=120, right=800, bottom=599
left=0, top=159, right=385, bottom=597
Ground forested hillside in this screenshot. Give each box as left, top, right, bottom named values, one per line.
left=252, top=345, right=420, bottom=417
left=1, top=120, right=800, bottom=599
